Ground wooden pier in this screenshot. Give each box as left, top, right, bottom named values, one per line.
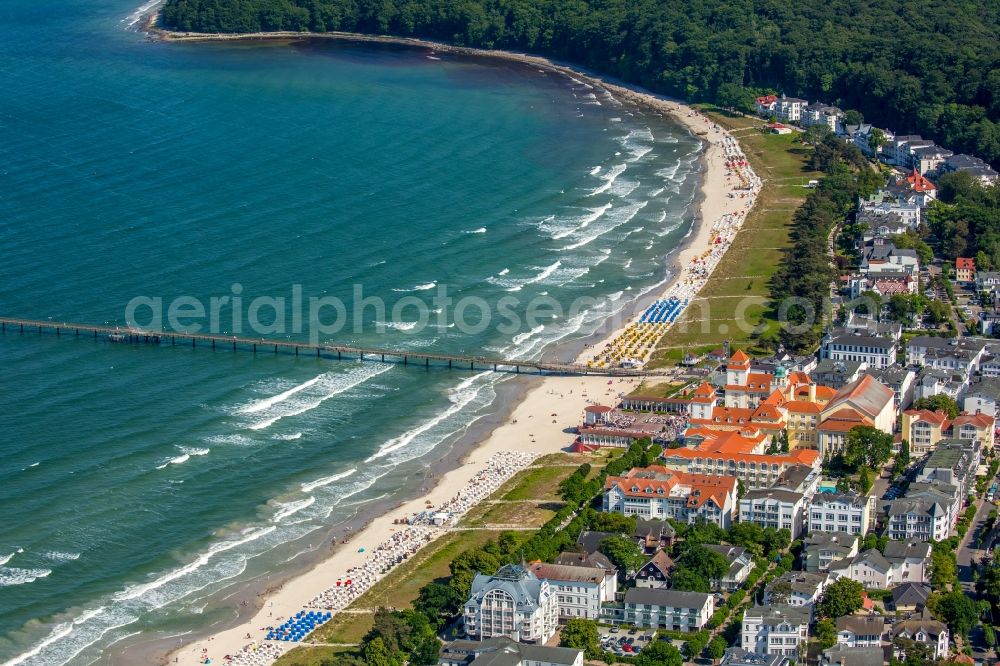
left=0, top=316, right=653, bottom=377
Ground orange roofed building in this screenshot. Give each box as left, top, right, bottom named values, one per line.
left=661, top=427, right=821, bottom=489
left=603, top=466, right=738, bottom=528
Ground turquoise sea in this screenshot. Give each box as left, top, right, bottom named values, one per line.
left=0, top=1, right=702, bottom=663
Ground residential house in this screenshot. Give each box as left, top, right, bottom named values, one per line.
left=940, top=154, right=999, bottom=184
left=633, top=518, right=676, bottom=554
left=764, top=571, right=830, bottom=608
left=890, top=583, right=930, bottom=614
left=812, top=359, right=868, bottom=390
left=836, top=615, right=886, bottom=648
left=977, top=272, right=1000, bottom=294
left=892, top=618, right=949, bottom=660
left=573, top=531, right=614, bottom=557
left=529, top=562, right=617, bottom=620
left=914, top=367, right=969, bottom=401
left=438, top=637, right=583, bottom=666
left=918, top=438, right=981, bottom=499
left=962, top=378, right=1000, bottom=417
left=882, top=540, right=932, bottom=584
left=821, top=645, right=886, bottom=666
left=703, top=544, right=756, bottom=591
left=829, top=549, right=895, bottom=589
left=858, top=239, right=920, bottom=277
left=870, top=365, right=915, bottom=410
left=604, top=588, right=714, bottom=631
left=632, top=550, right=674, bottom=589
left=553, top=550, right=616, bottom=574
left=803, top=532, right=859, bottom=572
left=722, top=648, right=791, bottom=666
left=603, top=466, right=738, bottom=528
left=739, top=488, right=807, bottom=538
left=742, top=605, right=811, bottom=657
left=820, top=331, right=897, bottom=370
left=956, top=257, right=976, bottom=284
left=910, top=145, right=953, bottom=175
left=885, top=486, right=958, bottom=542
left=809, top=493, right=873, bottom=535
left=463, top=564, right=559, bottom=644
left=803, top=102, right=844, bottom=132
left=905, top=336, right=991, bottom=369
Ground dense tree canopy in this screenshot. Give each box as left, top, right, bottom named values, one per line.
left=160, top=0, right=1000, bottom=167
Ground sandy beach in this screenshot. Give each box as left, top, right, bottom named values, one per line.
left=145, top=23, right=762, bottom=666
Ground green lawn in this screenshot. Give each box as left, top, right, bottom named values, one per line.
left=274, top=645, right=359, bottom=666
left=648, top=106, right=821, bottom=365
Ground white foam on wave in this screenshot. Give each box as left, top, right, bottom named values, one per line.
left=247, top=364, right=392, bottom=431
left=499, top=261, right=561, bottom=292
left=587, top=163, right=626, bottom=197
left=43, top=551, right=81, bottom=563
left=550, top=203, right=612, bottom=240
left=512, top=324, right=545, bottom=346
left=463, top=227, right=487, bottom=234
left=272, top=497, right=316, bottom=523
left=178, top=447, right=210, bottom=456
left=376, top=321, right=418, bottom=332
left=115, top=526, right=276, bottom=602
left=497, top=268, right=509, bottom=276
left=0, top=567, right=52, bottom=588
left=274, top=432, right=303, bottom=441
left=239, top=374, right=325, bottom=414
left=123, top=0, right=162, bottom=27
left=365, top=374, right=492, bottom=462
left=589, top=166, right=601, bottom=176
left=203, top=433, right=253, bottom=446
left=301, top=467, right=358, bottom=493
left=559, top=201, right=648, bottom=251
left=0, top=553, right=14, bottom=566
left=393, top=282, right=436, bottom=292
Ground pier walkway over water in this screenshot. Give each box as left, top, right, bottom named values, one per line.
left=0, top=316, right=656, bottom=377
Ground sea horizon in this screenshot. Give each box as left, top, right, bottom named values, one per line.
left=0, top=2, right=704, bottom=663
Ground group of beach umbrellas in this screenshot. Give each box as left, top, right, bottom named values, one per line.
left=266, top=610, right=332, bottom=642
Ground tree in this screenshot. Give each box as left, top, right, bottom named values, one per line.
left=816, top=618, right=838, bottom=649
left=768, top=580, right=795, bottom=604
left=844, top=110, right=864, bottom=126
left=934, top=590, right=981, bottom=637
left=413, top=583, right=462, bottom=627
left=985, top=624, right=996, bottom=652
left=364, top=637, right=401, bottom=666
left=869, top=128, right=887, bottom=152
left=599, top=535, right=646, bottom=579
left=931, top=542, right=959, bottom=589
left=912, top=395, right=960, bottom=418
left=683, top=632, right=709, bottom=660
left=818, top=578, right=864, bottom=618
left=844, top=426, right=893, bottom=470
left=707, top=636, right=728, bottom=661
left=858, top=466, right=873, bottom=493
left=560, top=618, right=602, bottom=659
left=636, top=640, right=683, bottom=666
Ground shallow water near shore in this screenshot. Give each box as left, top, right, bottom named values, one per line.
left=0, top=1, right=701, bottom=663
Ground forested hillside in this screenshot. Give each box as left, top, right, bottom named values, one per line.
left=159, top=0, right=1000, bottom=166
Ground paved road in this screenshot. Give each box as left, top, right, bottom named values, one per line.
left=958, top=497, right=994, bottom=587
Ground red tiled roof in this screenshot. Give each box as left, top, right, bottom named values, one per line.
left=905, top=169, right=936, bottom=192
left=730, top=349, right=751, bottom=362
left=904, top=409, right=948, bottom=426
left=785, top=400, right=823, bottom=414
left=605, top=466, right=737, bottom=510
left=956, top=257, right=975, bottom=270
left=951, top=412, right=995, bottom=428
